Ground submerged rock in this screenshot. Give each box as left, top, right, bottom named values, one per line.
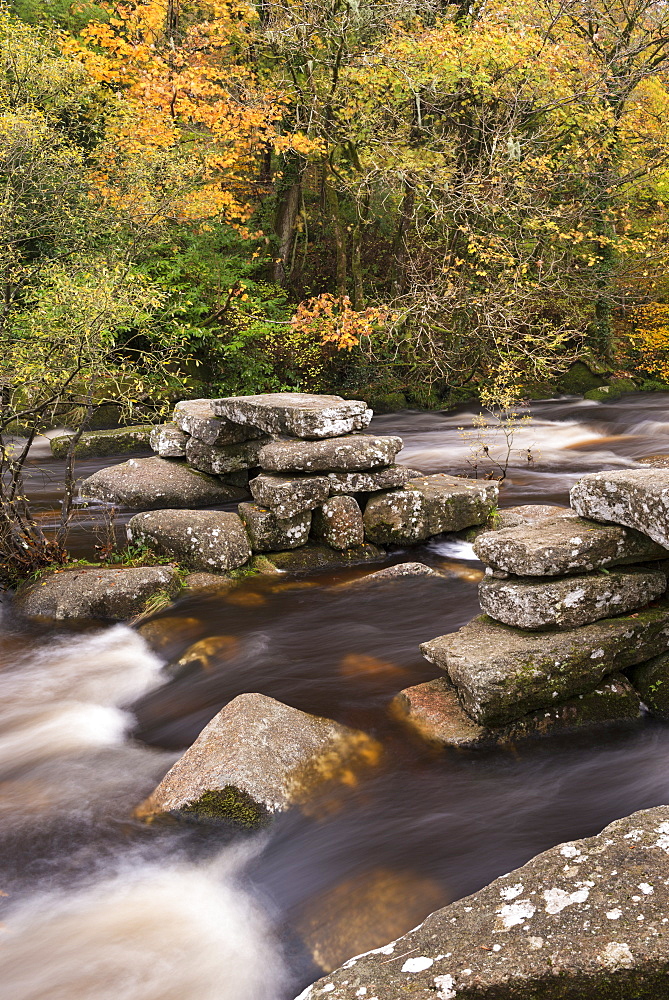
left=50, top=424, right=152, bottom=459
left=18, top=565, right=181, bottom=620
left=364, top=474, right=498, bottom=544
left=473, top=511, right=669, bottom=576
left=250, top=472, right=330, bottom=518
left=127, top=509, right=251, bottom=571
left=173, top=398, right=261, bottom=445
left=185, top=436, right=268, bottom=476
left=311, top=496, right=364, bottom=550
left=262, top=543, right=383, bottom=573
left=149, top=422, right=188, bottom=458
left=478, top=565, right=667, bottom=630
left=420, top=600, right=669, bottom=726
left=340, top=562, right=445, bottom=587
left=238, top=501, right=311, bottom=552
left=393, top=674, right=641, bottom=748
left=258, top=434, right=403, bottom=473
left=79, top=456, right=243, bottom=510
left=213, top=392, right=372, bottom=439
left=326, top=465, right=423, bottom=494
left=298, top=804, right=669, bottom=1000
left=135, top=692, right=381, bottom=828
left=571, top=468, right=669, bottom=548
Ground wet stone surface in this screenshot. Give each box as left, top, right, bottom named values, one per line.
left=127, top=509, right=252, bottom=571
left=629, top=652, right=669, bottom=720
left=299, top=805, right=669, bottom=1000
left=135, top=692, right=381, bottom=828
left=571, top=468, right=669, bottom=549
left=393, top=674, right=641, bottom=749
left=478, top=565, right=667, bottom=630
left=78, top=456, right=244, bottom=510
left=420, top=601, right=669, bottom=726
left=473, top=512, right=669, bottom=576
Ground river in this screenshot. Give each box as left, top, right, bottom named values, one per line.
left=3, top=394, right=669, bottom=1000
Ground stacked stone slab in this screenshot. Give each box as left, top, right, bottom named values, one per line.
left=119, top=393, right=501, bottom=570
left=410, top=491, right=669, bottom=746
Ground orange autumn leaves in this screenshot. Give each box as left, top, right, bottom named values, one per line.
left=63, top=0, right=321, bottom=228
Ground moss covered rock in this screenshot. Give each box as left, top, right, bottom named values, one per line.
left=50, top=425, right=153, bottom=459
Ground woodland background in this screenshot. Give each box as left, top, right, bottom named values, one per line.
left=5, top=0, right=669, bottom=421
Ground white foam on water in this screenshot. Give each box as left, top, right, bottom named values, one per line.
left=427, top=538, right=479, bottom=562
left=0, top=844, right=287, bottom=1000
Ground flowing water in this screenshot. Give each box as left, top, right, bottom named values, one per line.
left=4, top=393, right=669, bottom=999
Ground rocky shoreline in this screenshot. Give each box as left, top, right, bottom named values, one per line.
left=18, top=392, right=669, bottom=997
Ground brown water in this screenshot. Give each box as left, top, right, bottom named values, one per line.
left=4, top=394, right=669, bottom=1000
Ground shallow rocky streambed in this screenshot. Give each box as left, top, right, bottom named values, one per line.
left=4, top=394, right=669, bottom=999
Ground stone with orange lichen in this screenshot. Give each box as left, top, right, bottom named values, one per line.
left=295, top=868, right=447, bottom=972
left=135, top=693, right=381, bottom=829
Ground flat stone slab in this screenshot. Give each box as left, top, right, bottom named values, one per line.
left=135, top=693, right=381, bottom=827
left=213, top=393, right=372, bottom=439
left=258, top=435, right=402, bottom=473
left=479, top=565, right=667, bottom=630
left=250, top=472, right=330, bottom=518
left=463, top=504, right=571, bottom=541
left=79, top=457, right=244, bottom=510
left=326, top=465, right=423, bottom=494
left=311, top=496, right=364, bottom=550
left=127, top=509, right=251, bottom=571
left=238, top=501, right=311, bottom=552
left=420, top=601, right=669, bottom=725
left=571, top=469, right=669, bottom=548
left=51, top=425, right=152, bottom=459
left=297, top=804, right=669, bottom=1000
left=149, top=422, right=188, bottom=458
left=185, top=436, right=268, bottom=476
left=364, top=475, right=498, bottom=544
left=393, top=674, right=641, bottom=748
left=473, top=511, right=668, bottom=576
left=17, top=565, right=181, bottom=620
left=173, top=398, right=261, bottom=445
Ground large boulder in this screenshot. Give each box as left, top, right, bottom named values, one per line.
left=326, top=465, right=423, bottom=494
left=173, top=398, right=262, bottom=445
left=478, top=565, right=667, bottom=630
left=213, top=392, right=372, bottom=439
left=258, top=435, right=403, bottom=473
left=474, top=511, right=668, bottom=576
left=420, top=600, right=669, bottom=725
left=79, top=457, right=243, bottom=510
left=392, top=674, right=641, bottom=749
left=311, top=496, right=364, bottom=550
left=364, top=475, right=498, bottom=544
left=571, top=469, right=669, bottom=548
left=185, top=436, right=268, bottom=476
left=297, top=805, right=669, bottom=1000
left=135, top=693, right=381, bottom=828
left=149, top=422, right=188, bottom=458
left=17, top=565, right=181, bottom=620
left=50, top=424, right=152, bottom=459
left=250, top=472, right=330, bottom=518
left=238, top=501, right=311, bottom=552
left=127, top=509, right=251, bottom=571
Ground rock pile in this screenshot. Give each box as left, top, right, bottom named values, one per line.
left=401, top=471, right=669, bottom=747
left=77, top=392, right=500, bottom=573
